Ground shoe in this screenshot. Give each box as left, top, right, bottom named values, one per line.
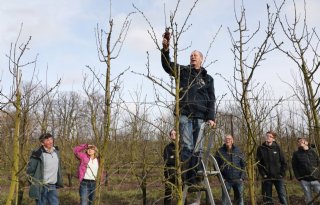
left=188, top=189, right=201, bottom=205
left=189, top=200, right=200, bottom=205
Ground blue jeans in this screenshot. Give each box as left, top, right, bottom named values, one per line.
left=80, top=180, right=96, bottom=205
left=262, top=179, right=287, bottom=205
left=300, top=180, right=320, bottom=205
left=222, top=179, right=244, bottom=205
left=36, top=184, right=59, bottom=205
left=179, top=115, right=204, bottom=184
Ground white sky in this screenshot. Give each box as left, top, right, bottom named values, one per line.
left=1, top=0, right=320, bottom=105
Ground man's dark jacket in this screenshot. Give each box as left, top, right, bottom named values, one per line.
left=215, top=144, right=246, bottom=180
left=256, top=141, right=287, bottom=179
left=161, top=49, right=216, bottom=120
left=292, top=146, right=320, bottom=181
left=163, top=142, right=176, bottom=179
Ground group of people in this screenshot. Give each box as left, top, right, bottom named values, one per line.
left=26, top=132, right=99, bottom=205
left=24, top=31, right=320, bottom=205
left=163, top=129, right=320, bottom=205
left=161, top=31, right=320, bottom=205
left=256, top=132, right=320, bottom=205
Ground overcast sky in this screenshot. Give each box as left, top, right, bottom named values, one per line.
left=1, top=0, right=320, bottom=105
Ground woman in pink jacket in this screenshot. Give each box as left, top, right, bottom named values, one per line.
left=73, top=144, right=99, bottom=205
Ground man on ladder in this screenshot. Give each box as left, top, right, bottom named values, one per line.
left=161, top=30, right=231, bottom=204
left=161, top=28, right=216, bottom=182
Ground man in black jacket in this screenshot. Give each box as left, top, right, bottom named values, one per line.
left=256, top=131, right=288, bottom=205
left=292, top=137, right=320, bottom=204
left=163, top=129, right=177, bottom=205
left=215, top=134, right=246, bottom=205
left=161, top=32, right=216, bottom=185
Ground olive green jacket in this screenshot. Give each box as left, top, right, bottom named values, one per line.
left=26, top=146, right=63, bottom=199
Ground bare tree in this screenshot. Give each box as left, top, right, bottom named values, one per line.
left=53, top=91, right=82, bottom=187
left=3, top=25, right=60, bottom=205
left=122, top=88, right=158, bottom=205
left=273, top=0, right=320, bottom=153
left=88, top=1, right=134, bottom=203
left=133, top=1, right=223, bottom=203
left=3, top=25, right=35, bottom=205
left=225, top=2, right=285, bottom=204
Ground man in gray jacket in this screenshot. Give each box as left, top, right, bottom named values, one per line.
left=26, top=133, right=63, bottom=205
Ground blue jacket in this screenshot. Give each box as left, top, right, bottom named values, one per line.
left=161, top=49, right=216, bottom=120
left=26, top=146, right=64, bottom=199
left=215, top=144, right=246, bottom=180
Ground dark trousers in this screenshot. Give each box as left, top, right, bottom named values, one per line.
left=164, top=169, right=176, bottom=205
left=181, top=153, right=203, bottom=185
left=222, top=179, right=244, bottom=205
left=262, top=179, right=288, bottom=205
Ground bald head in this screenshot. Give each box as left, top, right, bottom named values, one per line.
left=224, top=134, right=234, bottom=149
left=190, top=50, right=203, bottom=70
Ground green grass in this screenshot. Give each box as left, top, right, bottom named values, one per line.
left=0, top=166, right=310, bottom=205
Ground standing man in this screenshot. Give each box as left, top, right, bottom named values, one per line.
left=292, top=137, right=320, bottom=205
left=26, top=133, right=63, bottom=205
left=215, top=134, right=246, bottom=205
left=163, top=129, right=177, bottom=205
left=256, top=131, right=288, bottom=205
left=161, top=32, right=216, bottom=185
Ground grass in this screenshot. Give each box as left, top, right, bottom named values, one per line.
left=0, top=166, right=313, bottom=205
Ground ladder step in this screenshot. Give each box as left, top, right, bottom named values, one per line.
left=197, top=170, right=220, bottom=176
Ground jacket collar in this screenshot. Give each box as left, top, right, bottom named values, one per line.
left=32, top=146, right=59, bottom=158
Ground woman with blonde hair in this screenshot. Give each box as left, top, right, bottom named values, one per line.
left=73, top=144, right=99, bottom=205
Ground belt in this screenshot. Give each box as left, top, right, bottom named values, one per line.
left=82, top=179, right=95, bottom=182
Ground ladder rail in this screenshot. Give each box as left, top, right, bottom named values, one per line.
left=209, top=154, right=232, bottom=205
left=182, top=123, right=232, bottom=205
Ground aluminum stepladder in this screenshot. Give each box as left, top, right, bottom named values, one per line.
left=182, top=123, right=232, bottom=205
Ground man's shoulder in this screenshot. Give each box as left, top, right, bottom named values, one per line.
left=164, top=142, right=174, bottom=148
left=233, top=145, right=243, bottom=152
left=179, top=64, right=190, bottom=70
left=272, top=142, right=283, bottom=151
left=257, top=144, right=264, bottom=150
left=292, top=150, right=300, bottom=157
left=217, top=146, right=227, bottom=153
left=30, top=147, right=43, bottom=158
left=203, top=69, right=213, bottom=77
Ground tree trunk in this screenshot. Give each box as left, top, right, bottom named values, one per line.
left=6, top=72, right=21, bottom=205
left=142, top=175, right=147, bottom=205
